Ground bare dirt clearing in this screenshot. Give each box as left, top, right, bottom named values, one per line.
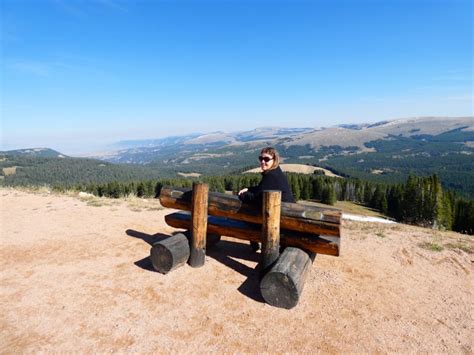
left=0, top=188, right=472, bottom=353
left=244, top=163, right=341, bottom=177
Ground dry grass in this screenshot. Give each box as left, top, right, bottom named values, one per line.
left=244, top=164, right=341, bottom=177
left=86, top=199, right=108, bottom=207
left=124, top=196, right=163, bottom=212
left=75, top=193, right=163, bottom=212
left=177, top=172, right=201, bottom=178
left=2, top=185, right=56, bottom=196
left=418, top=241, right=444, bottom=252
left=334, top=201, right=386, bottom=217
left=282, top=126, right=387, bottom=150
left=2, top=167, right=17, bottom=176
left=444, top=240, right=474, bottom=254
left=301, top=200, right=386, bottom=219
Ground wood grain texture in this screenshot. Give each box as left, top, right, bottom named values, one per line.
left=159, top=186, right=341, bottom=237
left=261, top=190, right=281, bottom=276
left=149, top=233, right=190, bottom=274
left=165, top=212, right=340, bottom=256
left=189, top=182, right=208, bottom=267
left=260, top=247, right=315, bottom=309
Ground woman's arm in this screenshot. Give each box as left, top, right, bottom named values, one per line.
left=238, top=188, right=248, bottom=195
left=238, top=175, right=270, bottom=204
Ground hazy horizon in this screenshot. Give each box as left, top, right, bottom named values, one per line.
left=2, top=115, right=473, bottom=156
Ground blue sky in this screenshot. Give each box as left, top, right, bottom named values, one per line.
left=1, top=0, right=472, bottom=154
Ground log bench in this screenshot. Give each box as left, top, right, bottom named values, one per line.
left=152, top=183, right=342, bottom=309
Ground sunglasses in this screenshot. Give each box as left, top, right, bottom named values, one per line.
left=258, top=156, right=273, bottom=163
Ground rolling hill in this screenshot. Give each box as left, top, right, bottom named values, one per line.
left=1, top=117, right=473, bottom=197
left=85, top=116, right=474, bottom=196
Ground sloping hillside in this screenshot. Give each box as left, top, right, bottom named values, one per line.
left=74, top=117, right=474, bottom=197
left=87, top=117, right=473, bottom=162
left=366, top=116, right=473, bottom=136
left=244, top=163, right=341, bottom=177
left=1, top=188, right=472, bottom=353
left=0, top=148, right=66, bottom=158
left=282, top=126, right=386, bottom=150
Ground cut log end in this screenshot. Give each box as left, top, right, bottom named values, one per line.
left=260, top=247, right=315, bottom=309
left=150, top=233, right=190, bottom=274
left=260, top=271, right=299, bottom=309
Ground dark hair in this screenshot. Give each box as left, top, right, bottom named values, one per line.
left=260, top=147, right=280, bottom=171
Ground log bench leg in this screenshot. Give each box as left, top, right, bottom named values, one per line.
left=260, top=247, right=316, bottom=309
left=260, top=190, right=281, bottom=277
left=150, top=233, right=190, bottom=274
left=189, top=182, right=208, bottom=267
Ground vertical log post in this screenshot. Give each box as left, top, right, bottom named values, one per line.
left=189, top=182, right=209, bottom=267
left=260, top=190, right=281, bottom=277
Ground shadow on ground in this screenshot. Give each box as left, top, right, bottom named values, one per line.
left=207, top=240, right=265, bottom=303
left=126, top=229, right=265, bottom=302
left=126, top=229, right=171, bottom=272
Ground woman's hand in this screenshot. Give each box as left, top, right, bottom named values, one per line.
left=238, top=188, right=248, bottom=196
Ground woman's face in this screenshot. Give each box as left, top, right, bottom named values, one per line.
left=258, top=153, right=274, bottom=172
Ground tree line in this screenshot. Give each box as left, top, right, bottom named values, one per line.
left=73, top=172, right=473, bottom=235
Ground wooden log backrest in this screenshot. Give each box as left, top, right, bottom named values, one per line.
left=159, top=186, right=342, bottom=256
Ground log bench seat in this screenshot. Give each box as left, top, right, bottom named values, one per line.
left=165, top=211, right=340, bottom=256
left=150, top=183, right=342, bottom=309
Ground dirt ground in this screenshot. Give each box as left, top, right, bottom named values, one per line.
left=1, top=188, right=472, bottom=353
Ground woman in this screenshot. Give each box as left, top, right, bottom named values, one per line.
left=238, top=147, right=295, bottom=251
left=238, top=147, right=295, bottom=205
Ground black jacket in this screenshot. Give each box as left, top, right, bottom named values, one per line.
left=240, top=166, right=295, bottom=205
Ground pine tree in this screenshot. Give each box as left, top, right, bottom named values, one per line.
left=363, top=183, right=373, bottom=206
left=453, top=199, right=474, bottom=235
left=321, top=182, right=337, bottom=205
left=289, top=174, right=301, bottom=201
left=355, top=180, right=364, bottom=203
left=421, top=177, right=434, bottom=225
left=402, top=175, right=422, bottom=224
left=311, top=177, right=323, bottom=200
left=370, top=185, right=384, bottom=210
left=387, top=185, right=403, bottom=220
left=301, top=176, right=311, bottom=200
left=380, top=193, right=388, bottom=215
left=136, top=182, right=145, bottom=197
left=438, top=189, right=454, bottom=230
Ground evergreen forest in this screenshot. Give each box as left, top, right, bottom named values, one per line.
left=1, top=146, right=473, bottom=235
left=73, top=173, right=474, bottom=236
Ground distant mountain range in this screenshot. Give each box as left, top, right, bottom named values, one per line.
left=84, top=116, right=473, bottom=165
left=1, top=116, right=473, bottom=197
left=112, top=127, right=315, bottom=150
